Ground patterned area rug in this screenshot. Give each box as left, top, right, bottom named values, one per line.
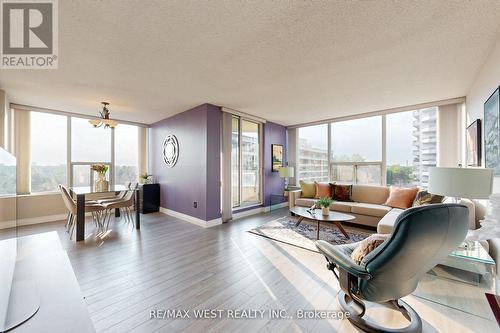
left=248, top=215, right=373, bottom=252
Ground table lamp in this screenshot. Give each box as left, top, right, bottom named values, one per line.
left=428, top=167, right=493, bottom=202
left=278, top=166, right=294, bottom=191
left=429, top=167, right=497, bottom=241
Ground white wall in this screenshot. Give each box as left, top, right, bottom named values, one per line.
left=466, top=34, right=500, bottom=190
left=466, top=34, right=500, bottom=287
left=437, top=104, right=462, bottom=167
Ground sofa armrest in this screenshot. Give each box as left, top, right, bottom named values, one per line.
left=445, top=197, right=476, bottom=229
left=288, top=190, right=302, bottom=209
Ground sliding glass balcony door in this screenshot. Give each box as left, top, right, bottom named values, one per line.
left=231, top=116, right=261, bottom=208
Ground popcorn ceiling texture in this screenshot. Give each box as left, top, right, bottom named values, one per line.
left=2, top=1, right=500, bottom=125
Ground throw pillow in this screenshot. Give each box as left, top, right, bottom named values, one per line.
left=299, top=180, right=316, bottom=198
left=314, top=182, right=332, bottom=199
left=330, top=183, right=353, bottom=202
left=384, top=186, right=419, bottom=209
left=412, top=190, right=445, bottom=207
left=351, top=234, right=390, bottom=265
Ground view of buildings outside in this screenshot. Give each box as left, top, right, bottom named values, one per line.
left=231, top=118, right=261, bottom=207
left=297, top=124, right=329, bottom=182
left=298, top=108, right=437, bottom=187
left=386, top=108, right=437, bottom=188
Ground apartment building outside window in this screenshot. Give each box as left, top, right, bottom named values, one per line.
left=298, top=124, right=328, bottom=182
left=296, top=108, right=438, bottom=187
left=231, top=116, right=261, bottom=208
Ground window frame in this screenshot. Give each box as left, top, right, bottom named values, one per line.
left=231, top=115, right=263, bottom=209
left=28, top=111, right=141, bottom=193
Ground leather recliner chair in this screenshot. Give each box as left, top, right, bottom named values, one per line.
left=316, top=204, right=469, bottom=333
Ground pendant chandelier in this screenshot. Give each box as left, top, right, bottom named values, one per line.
left=88, top=102, right=118, bottom=128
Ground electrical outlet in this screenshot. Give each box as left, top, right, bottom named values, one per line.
left=193, top=201, right=197, bottom=208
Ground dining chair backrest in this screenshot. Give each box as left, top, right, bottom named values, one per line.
left=123, top=190, right=135, bottom=202
left=59, top=185, right=76, bottom=214
left=130, top=182, right=139, bottom=190
left=125, top=181, right=131, bottom=189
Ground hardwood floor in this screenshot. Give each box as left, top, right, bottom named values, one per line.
left=6, top=209, right=500, bottom=332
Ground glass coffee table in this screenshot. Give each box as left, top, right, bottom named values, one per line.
left=290, top=206, right=355, bottom=240
left=435, top=241, right=496, bottom=285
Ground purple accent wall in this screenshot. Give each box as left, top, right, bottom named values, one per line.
left=149, top=104, right=221, bottom=221
left=263, top=121, right=287, bottom=206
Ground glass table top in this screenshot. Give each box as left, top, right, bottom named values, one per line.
left=69, top=185, right=129, bottom=195
left=450, top=241, right=495, bottom=265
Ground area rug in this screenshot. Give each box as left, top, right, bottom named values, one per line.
left=248, top=216, right=373, bottom=252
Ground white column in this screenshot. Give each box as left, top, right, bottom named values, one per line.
left=437, top=104, right=461, bottom=167
left=287, top=127, right=298, bottom=185
left=138, top=126, right=149, bottom=177
left=13, top=109, right=31, bottom=194
left=220, top=112, right=233, bottom=222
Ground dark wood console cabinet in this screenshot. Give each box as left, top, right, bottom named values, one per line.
left=139, top=183, right=160, bottom=214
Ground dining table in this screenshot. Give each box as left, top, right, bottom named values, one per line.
left=68, top=185, right=140, bottom=241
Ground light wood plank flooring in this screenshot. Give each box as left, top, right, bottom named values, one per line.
left=8, top=209, right=500, bottom=332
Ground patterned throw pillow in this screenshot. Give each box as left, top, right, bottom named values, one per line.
left=330, top=183, right=353, bottom=202
left=299, top=180, right=316, bottom=198
left=412, top=190, right=444, bottom=207
left=314, top=182, right=332, bottom=199
left=351, top=234, right=390, bottom=265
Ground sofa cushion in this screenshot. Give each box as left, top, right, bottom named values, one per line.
left=351, top=185, right=390, bottom=205
left=295, top=198, right=318, bottom=207
left=331, top=183, right=353, bottom=202
left=299, top=180, right=316, bottom=198
left=377, top=208, right=404, bottom=234
left=384, top=186, right=418, bottom=209
left=314, top=182, right=332, bottom=199
left=413, top=190, right=444, bottom=207
left=330, top=201, right=357, bottom=213
left=351, top=203, right=392, bottom=218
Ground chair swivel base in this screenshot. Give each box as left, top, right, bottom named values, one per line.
left=339, top=291, right=422, bottom=333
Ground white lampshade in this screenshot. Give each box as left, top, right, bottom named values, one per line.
left=278, top=167, right=294, bottom=178
left=428, top=167, right=494, bottom=199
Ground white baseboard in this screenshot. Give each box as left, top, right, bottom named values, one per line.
left=232, top=202, right=289, bottom=220
left=159, top=207, right=222, bottom=228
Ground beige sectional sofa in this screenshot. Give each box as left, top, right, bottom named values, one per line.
left=289, top=184, right=478, bottom=236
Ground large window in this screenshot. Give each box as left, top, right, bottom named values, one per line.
left=115, top=124, right=139, bottom=185
left=231, top=117, right=261, bottom=208
left=298, top=124, right=328, bottom=182
left=331, top=116, right=382, bottom=185
left=27, top=111, right=142, bottom=192
left=296, top=108, right=438, bottom=187
left=30, top=112, right=67, bottom=192
left=386, top=108, right=437, bottom=188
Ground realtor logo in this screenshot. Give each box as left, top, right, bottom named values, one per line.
left=1, top=0, right=58, bottom=69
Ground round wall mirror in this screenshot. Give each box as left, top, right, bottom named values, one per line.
left=163, top=135, right=179, bottom=168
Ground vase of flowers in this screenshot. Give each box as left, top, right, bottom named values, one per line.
left=92, top=164, right=109, bottom=192
left=140, top=172, right=153, bottom=184
left=317, top=197, right=332, bottom=216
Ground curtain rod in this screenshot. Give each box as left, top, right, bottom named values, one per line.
left=286, top=97, right=466, bottom=129
left=10, top=103, right=151, bottom=128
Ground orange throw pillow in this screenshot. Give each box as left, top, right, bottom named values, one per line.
left=314, top=182, right=332, bottom=199
left=384, top=186, right=419, bottom=209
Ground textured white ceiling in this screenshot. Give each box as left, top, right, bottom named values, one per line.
left=1, top=1, right=500, bottom=126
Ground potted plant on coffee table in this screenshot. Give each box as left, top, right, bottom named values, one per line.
left=317, top=197, right=332, bottom=216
